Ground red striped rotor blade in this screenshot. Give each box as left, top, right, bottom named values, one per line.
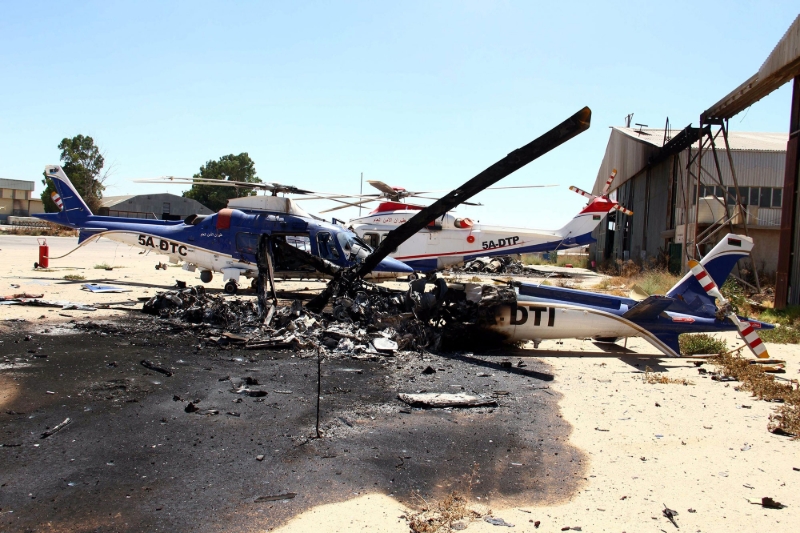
left=729, top=314, right=770, bottom=359
left=613, top=204, right=633, bottom=216
left=687, top=260, right=725, bottom=300
left=601, top=168, right=617, bottom=195
left=569, top=185, right=596, bottom=200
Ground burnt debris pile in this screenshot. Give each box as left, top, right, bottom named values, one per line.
left=140, top=277, right=516, bottom=354
left=142, top=285, right=260, bottom=331
left=459, top=256, right=529, bottom=275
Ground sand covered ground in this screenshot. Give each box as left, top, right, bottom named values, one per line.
left=1, top=234, right=798, bottom=532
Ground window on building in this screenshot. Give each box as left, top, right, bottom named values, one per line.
left=162, top=202, right=171, bottom=214
left=738, top=187, right=749, bottom=206
left=759, top=187, right=773, bottom=208
left=773, top=188, right=783, bottom=208
left=750, top=188, right=760, bottom=206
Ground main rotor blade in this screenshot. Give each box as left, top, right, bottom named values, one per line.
left=134, top=177, right=275, bottom=190
left=358, top=106, right=591, bottom=276
left=484, top=184, right=559, bottom=190
left=319, top=198, right=377, bottom=213
left=366, top=180, right=399, bottom=195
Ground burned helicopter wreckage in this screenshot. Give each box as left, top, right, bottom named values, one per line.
left=143, top=108, right=594, bottom=352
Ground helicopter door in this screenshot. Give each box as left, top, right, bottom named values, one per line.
left=270, top=234, right=316, bottom=274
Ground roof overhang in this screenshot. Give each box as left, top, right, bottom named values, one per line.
left=702, top=14, right=800, bottom=122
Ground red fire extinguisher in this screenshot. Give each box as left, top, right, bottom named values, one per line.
left=36, top=238, right=49, bottom=269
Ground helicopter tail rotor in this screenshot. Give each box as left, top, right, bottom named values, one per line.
left=687, top=260, right=769, bottom=358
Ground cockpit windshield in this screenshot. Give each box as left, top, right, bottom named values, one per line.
left=337, top=231, right=372, bottom=262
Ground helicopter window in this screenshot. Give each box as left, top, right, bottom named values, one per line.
left=316, top=232, right=340, bottom=260
left=337, top=232, right=371, bottom=262
left=363, top=232, right=380, bottom=249
left=284, top=234, right=311, bottom=252
left=236, top=232, right=259, bottom=255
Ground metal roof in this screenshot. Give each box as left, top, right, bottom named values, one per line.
left=615, top=127, right=787, bottom=152
left=592, top=127, right=788, bottom=195
left=0, top=178, right=35, bottom=191
left=702, top=14, right=800, bottom=121
left=98, top=195, right=136, bottom=208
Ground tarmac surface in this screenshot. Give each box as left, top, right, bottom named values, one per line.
left=0, top=315, right=581, bottom=532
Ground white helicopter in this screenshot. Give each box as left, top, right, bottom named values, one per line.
left=344, top=172, right=632, bottom=271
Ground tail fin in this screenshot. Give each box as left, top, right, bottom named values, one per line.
left=42, top=165, right=92, bottom=223
left=666, top=234, right=753, bottom=317
left=554, top=196, right=616, bottom=243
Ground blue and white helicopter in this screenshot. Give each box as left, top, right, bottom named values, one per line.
left=34, top=165, right=413, bottom=293
left=489, top=234, right=774, bottom=358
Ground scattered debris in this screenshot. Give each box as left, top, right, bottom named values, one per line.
left=749, top=497, right=786, bottom=509
left=40, top=418, right=71, bottom=439
left=184, top=402, right=199, bottom=413
left=256, top=455, right=265, bottom=461
left=484, top=516, right=514, bottom=527
left=662, top=504, right=679, bottom=527
left=82, top=283, right=132, bottom=293
left=398, top=393, right=498, bottom=408
left=140, top=360, right=173, bottom=377
left=254, top=493, right=297, bottom=502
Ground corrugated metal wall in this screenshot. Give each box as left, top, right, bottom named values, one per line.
left=592, top=130, right=660, bottom=196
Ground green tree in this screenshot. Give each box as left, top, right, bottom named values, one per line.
left=41, top=135, right=106, bottom=213
left=183, top=153, right=260, bottom=212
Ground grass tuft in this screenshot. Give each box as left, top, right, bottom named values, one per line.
left=679, top=333, right=727, bottom=356
left=63, top=274, right=85, bottom=281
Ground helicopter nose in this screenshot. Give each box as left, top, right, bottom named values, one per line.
left=373, top=256, right=414, bottom=273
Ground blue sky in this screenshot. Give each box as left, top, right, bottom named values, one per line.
left=1, top=1, right=797, bottom=228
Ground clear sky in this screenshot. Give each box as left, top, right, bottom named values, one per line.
left=1, top=1, right=797, bottom=228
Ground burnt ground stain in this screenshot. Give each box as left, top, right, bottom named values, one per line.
left=0, top=317, right=586, bottom=532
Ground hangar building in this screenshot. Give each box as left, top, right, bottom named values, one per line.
left=98, top=193, right=212, bottom=221
left=0, top=178, right=44, bottom=221
left=590, top=127, right=787, bottom=275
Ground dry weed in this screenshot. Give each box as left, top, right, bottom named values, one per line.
left=405, top=492, right=482, bottom=533
left=711, top=352, right=800, bottom=438
left=641, top=366, right=694, bottom=386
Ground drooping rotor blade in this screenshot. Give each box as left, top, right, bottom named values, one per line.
left=613, top=205, right=634, bottom=216
left=366, top=180, right=401, bottom=196
left=601, top=169, right=618, bottom=196
left=569, top=185, right=596, bottom=200
left=358, top=107, right=592, bottom=276
left=408, top=195, right=483, bottom=206
left=687, top=260, right=769, bottom=358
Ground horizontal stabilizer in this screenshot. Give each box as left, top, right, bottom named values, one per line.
left=622, top=295, right=675, bottom=321
left=78, top=228, right=108, bottom=244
